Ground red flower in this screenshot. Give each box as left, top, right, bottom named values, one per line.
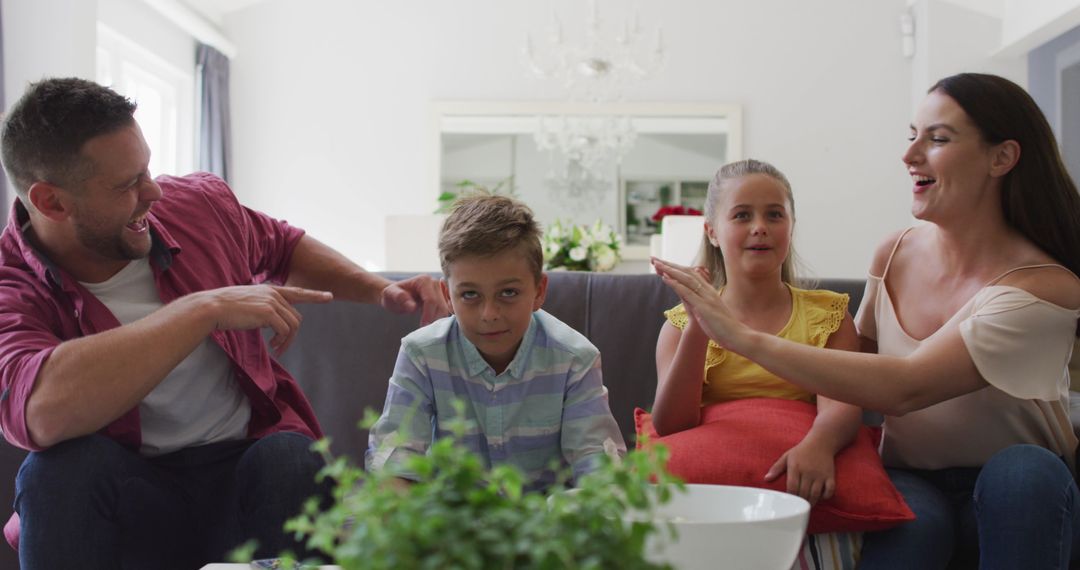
left=651, top=205, right=703, bottom=222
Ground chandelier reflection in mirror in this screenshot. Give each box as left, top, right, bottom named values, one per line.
left=523, top=0, right=664, bottom=204
left=534, top=115, right=636, bottom=203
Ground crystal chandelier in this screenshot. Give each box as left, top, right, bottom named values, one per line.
left=523, top=0, right=664, bottom=199
left=523, top=0, right=664, bottom=103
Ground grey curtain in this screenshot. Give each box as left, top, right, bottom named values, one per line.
left=196, top=43, right=232, bottom=183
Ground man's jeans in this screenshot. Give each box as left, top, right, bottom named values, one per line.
left=860, top=444, right=1080, bottom=570
left=14, top=432, right=328, bottom=570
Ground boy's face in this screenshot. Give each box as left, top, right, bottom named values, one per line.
left=441, top=249, right=547, bottom=374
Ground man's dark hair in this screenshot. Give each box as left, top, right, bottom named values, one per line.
left=1, top=77, right=137, bottom=200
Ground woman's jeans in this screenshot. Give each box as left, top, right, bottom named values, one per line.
left=14, top=432, right=329, bottom=570
left=860, top=444, right=1080, bottom=570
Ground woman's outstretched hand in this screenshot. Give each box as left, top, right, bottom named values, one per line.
left=651, top=257, right=748, bottom=351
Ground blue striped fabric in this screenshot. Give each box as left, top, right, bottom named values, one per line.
left=366, top=310, right=626, bottom=491
left=792, top=532, right=862, bottom=570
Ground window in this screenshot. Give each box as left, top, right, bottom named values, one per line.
left=96, top=24, right=194, bottom=177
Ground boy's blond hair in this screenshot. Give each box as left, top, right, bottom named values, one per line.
left=438, top=194, right=543, bottom=282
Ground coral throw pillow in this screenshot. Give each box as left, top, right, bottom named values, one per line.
left=635, top=398, right=914, bottom=534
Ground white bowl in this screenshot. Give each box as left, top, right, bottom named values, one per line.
left=646, top=484, right=809, bottom=570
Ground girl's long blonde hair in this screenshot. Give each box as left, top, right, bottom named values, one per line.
left=697, top=158, right=806, bottom=288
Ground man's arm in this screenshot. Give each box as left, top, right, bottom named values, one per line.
left=284, top=234, right=391, bottom=304
left=285, top=235, right=449, bottom=325
left=25, top=285, right=331, bottom=448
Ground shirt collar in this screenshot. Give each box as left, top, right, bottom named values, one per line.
left=460, top=313, right=539, bottom=380
left=3, top=199, right=181, bottom=289
left=144, top=208, right=180, bottom=270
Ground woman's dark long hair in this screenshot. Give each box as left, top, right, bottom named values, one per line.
left=931, top=73, right=1080, bottom=278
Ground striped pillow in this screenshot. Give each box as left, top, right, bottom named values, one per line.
left=791, top=532, right=861, bottom=570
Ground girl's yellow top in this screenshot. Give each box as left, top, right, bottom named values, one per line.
left=663, top=286, right=849, bottom=405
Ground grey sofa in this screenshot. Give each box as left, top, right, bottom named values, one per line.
left=0, top=272, right=867, bottom=570
left=282, top=272, right=867, bottom=459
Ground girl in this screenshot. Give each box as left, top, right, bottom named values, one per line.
left=652, top=158, right=863, bottom=505
left=655, top=73, right=1080, bottom=569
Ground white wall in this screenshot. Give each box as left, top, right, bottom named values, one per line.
left=1001, top=0, right=1080, bottom=55
left=2, top=0, right=198, bottom=180
left=98, top=0, right=196, bottom=76
left=224, top=0, right=916, bottom=278
left=910, top=0, right=1026, bottom=101
left=3, top=0, right=96, bottom=104
left=2, top=0, right=195, bottom=109
left=7, top=0, right=1050, bottom=278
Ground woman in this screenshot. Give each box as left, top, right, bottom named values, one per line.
left=653, top=73, right=1080, bottom=569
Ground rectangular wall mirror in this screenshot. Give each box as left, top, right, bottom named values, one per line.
left=434, top=102, right=741, bottom=263
left=382, top=103, right=742, bottom=272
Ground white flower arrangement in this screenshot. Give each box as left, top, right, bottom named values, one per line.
left=543, top=219, right=622, bottom=272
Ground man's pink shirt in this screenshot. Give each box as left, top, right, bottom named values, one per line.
left=0, top=172, right=323, bottom=452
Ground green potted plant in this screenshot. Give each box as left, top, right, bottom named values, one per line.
left=233, top=408, right=680, bottom=569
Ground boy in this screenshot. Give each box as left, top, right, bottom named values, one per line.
left=366, top=195, right=626, bottom=490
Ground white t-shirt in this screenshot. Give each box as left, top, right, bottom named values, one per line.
left=80, top=258, right=251, bottom=456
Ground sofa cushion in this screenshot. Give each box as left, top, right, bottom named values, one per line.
left=581, top=272, right=679, bottom=443
left=635, top=398, right=914, bottom=534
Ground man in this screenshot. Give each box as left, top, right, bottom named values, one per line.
left=0, top=77, right=448, bottom=569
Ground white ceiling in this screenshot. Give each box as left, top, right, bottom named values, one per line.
left=936, top=0, right=1005, bottom=19
left=180, top=0, right=268, bottom=25
left=179, top=0, right=1006, bottom=34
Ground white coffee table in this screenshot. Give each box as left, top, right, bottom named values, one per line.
left=201, top=565, right=341, bottom=569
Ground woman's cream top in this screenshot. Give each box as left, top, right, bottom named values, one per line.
left=854, top=230, right=1080, bottom=472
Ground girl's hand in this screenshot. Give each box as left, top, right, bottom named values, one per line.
left=652, top=257, right=748, bottom=350
left=763, top=439, right=836, bottom=505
